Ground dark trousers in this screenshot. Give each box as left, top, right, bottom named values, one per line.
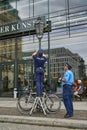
left=35, top=68, right=44, bottom=96
left=63, top=84, right=73, bottom=116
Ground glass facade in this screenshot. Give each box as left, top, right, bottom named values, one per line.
left=0, top=0, right=87, bottom=97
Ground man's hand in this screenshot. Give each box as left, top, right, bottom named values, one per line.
left=32, top=50, right=38, bottom=56
left=58, top=78, right=62, bottom=81
left=43, top=53, right=46, bottom=57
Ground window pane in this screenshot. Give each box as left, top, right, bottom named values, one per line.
left=69, top=0, right=87, bottom=8
left=0, top=0, right=19, bottom=24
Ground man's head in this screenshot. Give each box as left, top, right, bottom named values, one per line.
left=77, top=80, right=82, bottom=84
left=65, top=63, right=72, bottom=70
left=38, top=49, right=44, bottom=56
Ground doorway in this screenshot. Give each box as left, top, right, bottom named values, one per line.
left=0, top=60, right=34, bottom=97
left=0, top=62, right=14, bottom=97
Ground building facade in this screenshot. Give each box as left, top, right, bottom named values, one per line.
left=46, top=47, right=83, bottom=79
left=0, top=0, right=87, bottom=97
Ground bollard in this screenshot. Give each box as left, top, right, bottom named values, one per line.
left=14, top=88, right=17, bottom=98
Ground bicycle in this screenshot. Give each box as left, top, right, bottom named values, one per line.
left=17, top=87, right=61, bottom=115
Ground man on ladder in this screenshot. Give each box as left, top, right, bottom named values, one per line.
left=30, top=49, right=47, bottom=115
left=32, top=49, right=47, bottom=97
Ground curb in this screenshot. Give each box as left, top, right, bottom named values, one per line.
left=0, top=115, right=87, bottom=129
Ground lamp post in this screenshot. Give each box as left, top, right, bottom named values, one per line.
left=35, top=17, right=44, bottom=50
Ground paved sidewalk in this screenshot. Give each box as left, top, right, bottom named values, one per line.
left=0, top=98, right=87, bottom=129
left=0, top=98, right=87, bottom=110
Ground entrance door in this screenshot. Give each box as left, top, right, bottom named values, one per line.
left=0, top=60, right=34, bottom=97
left=0, top=62, right=14, bottom=97
left=17, top=60, right=34, bottom=93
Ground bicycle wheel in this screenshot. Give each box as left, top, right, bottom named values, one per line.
left=45, top=94, right=61, bottom=113
left=17, top=101, right=30, bottom=115
left=17, top=94, right=34, bottom=113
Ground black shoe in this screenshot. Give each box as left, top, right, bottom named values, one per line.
left=64, top=114, right=73, bottom=118
left=64, top=113, right=68, bottom=118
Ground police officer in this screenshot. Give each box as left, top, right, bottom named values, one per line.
left=59, top=63, right=74, bottom=118
left=32, top=49, right=47, bottom=97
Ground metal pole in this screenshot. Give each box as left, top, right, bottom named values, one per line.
left=33, top=0, right=35, bottom=43
left=14, top=38, right=18, bottom=98
left=48, top=0, right=51, bottom=85
left=39, top=38, right=41, bottom=50
left=14, top=1, right=18, bottom=98
left=66, top=0, right=70, bottom=37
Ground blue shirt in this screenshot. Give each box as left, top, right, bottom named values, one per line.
left=62, top=70, right=74, bottom=86
left=78, top=83, right=83, bottom=94
left=33, top=55, right=47, bottom=70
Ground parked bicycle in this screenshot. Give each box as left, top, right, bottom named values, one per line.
left=17, top=87, right=61, bottom=115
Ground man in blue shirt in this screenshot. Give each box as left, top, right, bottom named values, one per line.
left=32, top=49, right=47, bottom=97
left=59, top=63, right=74, bottom=118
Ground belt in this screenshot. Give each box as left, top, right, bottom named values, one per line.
left=39, top=67, right=42, bottom=69
left=63, top=84, right=72, bottom=87
left=36, top=67, right=43, bottom=70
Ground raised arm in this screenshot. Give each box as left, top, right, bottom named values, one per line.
left=32, top=50, right=38, bottom=56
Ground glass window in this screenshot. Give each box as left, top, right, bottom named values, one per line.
left=69, top=0, right=87, bottom=8
left=34, top=0, right=48, bottom=16
left=49, top=0, right=66, bottom=13
left=0, top=0, right=19, bottom=24
left=16, top=0, right=29, bottom=19
left=8, top=0, right=33, bottom=19
left=0, top=38, right=15, bottom=62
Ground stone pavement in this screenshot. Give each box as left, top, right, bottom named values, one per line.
left=0, top=98, right=87, bottom=129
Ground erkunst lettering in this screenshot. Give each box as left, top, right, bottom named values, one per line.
left=0, top=21, right=33, bottom=35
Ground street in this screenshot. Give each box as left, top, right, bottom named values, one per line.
left=0, top=99, right=87, bottom=129
left=0, top=122, right=84, bottom=130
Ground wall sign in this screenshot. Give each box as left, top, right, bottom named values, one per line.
left=0, top=16, right=46, bottom=38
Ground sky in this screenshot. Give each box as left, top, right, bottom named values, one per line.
left=10, top=0, right=87, bottom=64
